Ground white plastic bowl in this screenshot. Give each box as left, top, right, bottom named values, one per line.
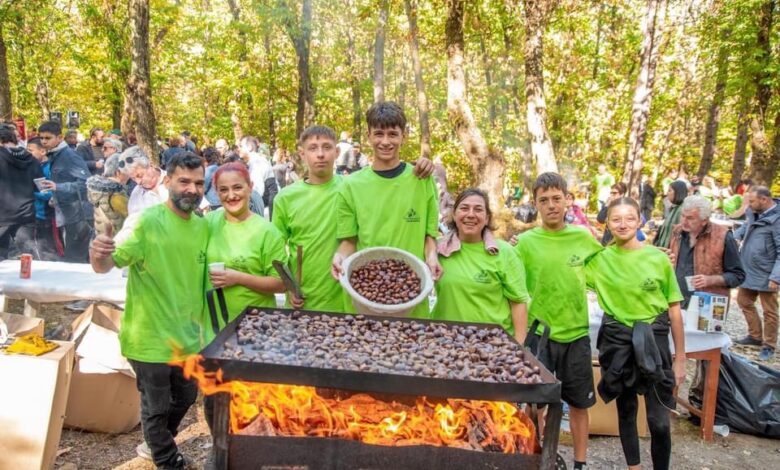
left=339, top=247, right=434, bottom=317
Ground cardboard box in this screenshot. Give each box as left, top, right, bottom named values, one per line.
left=64, top=304, right=141, bottom=434
left=691, top=292, right=729, bottom=333
left=1, top=311, right=44, bottom=337
left=0, top=341, right=75, bottom=470
left=589, top=363, right=649, bottom=437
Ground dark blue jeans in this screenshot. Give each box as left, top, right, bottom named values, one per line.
left=129, top=360, right=198, bottom=467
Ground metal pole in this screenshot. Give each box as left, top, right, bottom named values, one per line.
left=214, top=392, right=230, bottom=470
left=539, top=402, right=563, bottom=470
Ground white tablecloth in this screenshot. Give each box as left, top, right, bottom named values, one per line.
left=0, top=260, right=126, bottom=304
left=587, top=299, right=731, bottom=356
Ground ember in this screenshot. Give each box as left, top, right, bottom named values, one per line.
left=180, top=355, right=539, bottom=454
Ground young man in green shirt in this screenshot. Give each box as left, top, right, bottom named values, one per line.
left=513, top=172, right=603, bottom=470
left=90, top=152, right=208, bottom=470
left=275, top=123, right=435, bottom=312
left=272, top=125, right=345, bottom=312
left=331, top=102, right=441, bottom=316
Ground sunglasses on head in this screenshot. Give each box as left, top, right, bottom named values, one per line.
left=118, top=156, right=135, bottom=168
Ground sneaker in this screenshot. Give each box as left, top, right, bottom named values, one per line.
left=758, top=346, right=775, bottom=361
left=734, top=335, right=762, bottom=346
left=157, top=453, right=193, bottom=470
left=136, top=441, right=152, bottom=461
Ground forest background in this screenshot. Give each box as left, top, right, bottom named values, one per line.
left=1, top=0, right=779, bottom=206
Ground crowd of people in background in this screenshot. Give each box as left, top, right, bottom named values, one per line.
left=1, top=103, right=778, bottom=470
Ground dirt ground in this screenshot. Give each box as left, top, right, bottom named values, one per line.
left=6, top=297, right=780, bottom=470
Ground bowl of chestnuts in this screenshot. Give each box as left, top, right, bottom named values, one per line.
left=340, top=247, right=434, bottom=317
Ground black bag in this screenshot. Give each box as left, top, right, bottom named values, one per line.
left=689, top=351, right=780, bottom=438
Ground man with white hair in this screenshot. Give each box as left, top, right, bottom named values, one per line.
left=669, top=195, right=745, bottom=309
left=102, top=138, right=123, bottom=159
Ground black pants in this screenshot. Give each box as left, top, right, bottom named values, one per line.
left=616, top=386, right=672, bottom=469
left=34, top=218, right=60, bottom=261
left=130, top=360, right=199, bottom=467
left=0, top=223, right=37, bottom=260
left=61, top=219, right=92, bottom=263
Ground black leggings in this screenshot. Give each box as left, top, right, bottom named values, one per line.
left=616, top=385, right=672, bottom=469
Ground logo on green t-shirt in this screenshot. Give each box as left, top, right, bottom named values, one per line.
left=640, top=278, right=658, bottom=291
left=197, top=250, right=207, bottom=264
left=231, top=255, right=249, bottom=271
left=473, top=269, right=491, bottom=284
left=404, top=208, right=420, bottom=223
left=566, top=254, right=584, bottom=267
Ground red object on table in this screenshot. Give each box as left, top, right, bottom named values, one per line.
left=674, top=347, right=721, bottom=441
left=20, top=254, right=32, bottom=279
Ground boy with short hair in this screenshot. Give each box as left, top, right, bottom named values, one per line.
left=275, top=123, right=434, bottom=312
left=272, top=125, right=345, bottom=312
left=332, top=102, right=441, bottom=316
left=513, top=172, right=603, bottom=470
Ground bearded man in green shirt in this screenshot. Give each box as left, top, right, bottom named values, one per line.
left=331, top=102, right=441, bottom=316
left=513, top=172, right=603, bottom=470
left=90, top=152, right=208, bottom=470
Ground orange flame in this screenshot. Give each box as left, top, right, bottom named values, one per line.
left=177, top=355, right=538, bottom=454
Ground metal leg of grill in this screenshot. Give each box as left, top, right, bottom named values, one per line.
left=539, top=401, right=562, bottom=470
left=214, top=392, right=230, bottom=470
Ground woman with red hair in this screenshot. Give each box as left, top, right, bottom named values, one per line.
left=205, top=162, right=287, bottom=342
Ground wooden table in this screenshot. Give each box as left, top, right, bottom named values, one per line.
left=674, top=347, right=722, bottom=441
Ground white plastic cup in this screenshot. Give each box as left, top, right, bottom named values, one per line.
left=33, top=177, right=49, bottom=193
left=208, top=262, right=225, bottom=273
left=685, top=276, right=695, bottom=291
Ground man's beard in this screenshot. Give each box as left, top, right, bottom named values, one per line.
left=170, top=190, right=202, bottom=213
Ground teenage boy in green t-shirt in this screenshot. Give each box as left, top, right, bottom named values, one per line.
left=274, top=124, right=436, bottom=312
left=90, top=152, right=208, bottom=469
left=513, top=172, right=603, bottom=470
left=272, top=125, right=346, bottom=312
left=331, top=102, right=441, bottom=316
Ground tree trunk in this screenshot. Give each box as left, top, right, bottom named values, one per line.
left=345, top=5, right=362, bottom=139
left=499, top=1, right=522, bottom=119
left=0, top=24, right=12, bottom=121
left=280, top=0, right=315, bottom=138
left=264, top=32, right=276, bottom=150
left=730, top=105, right=749, bottom=189
left=110, top=82, right=123, bottom=130
left=404, top=0, right=431, bottom=159
left=747, top=0, right=776, bottom=186
left=523, top=0, right=559, bottom=174
left=227, top=0, right=245, bottom=142
left=373, top=0, right=389, bottom=103
left=446, top=0, right=505, bottom=210
left=126, top=0, right=161, bottom=163
left=698, top=33, right=730, bottom=178
left=35, top=80, right=52, bottom=123
left=621, top=0, right=667, bottom=192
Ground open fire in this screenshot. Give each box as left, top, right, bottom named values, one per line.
left=180, top=355, right=539, bottom=455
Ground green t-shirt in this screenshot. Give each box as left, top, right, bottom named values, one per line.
left=336, top=164, right=439, bottom=316
left=594, top=173, right=616, bottom=201
left=723, top=194, right=742, bottom=216
left=514, top=225, right=603, bottom=342
left=272, top=176, right=345, bottom=312
left=586, top=245, right=684, bottom=327
left=112, top=204, right=208, bottom=363
left=431, top=240, right=529, bottom=335
left=205, top=211, right=287, bottom=342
